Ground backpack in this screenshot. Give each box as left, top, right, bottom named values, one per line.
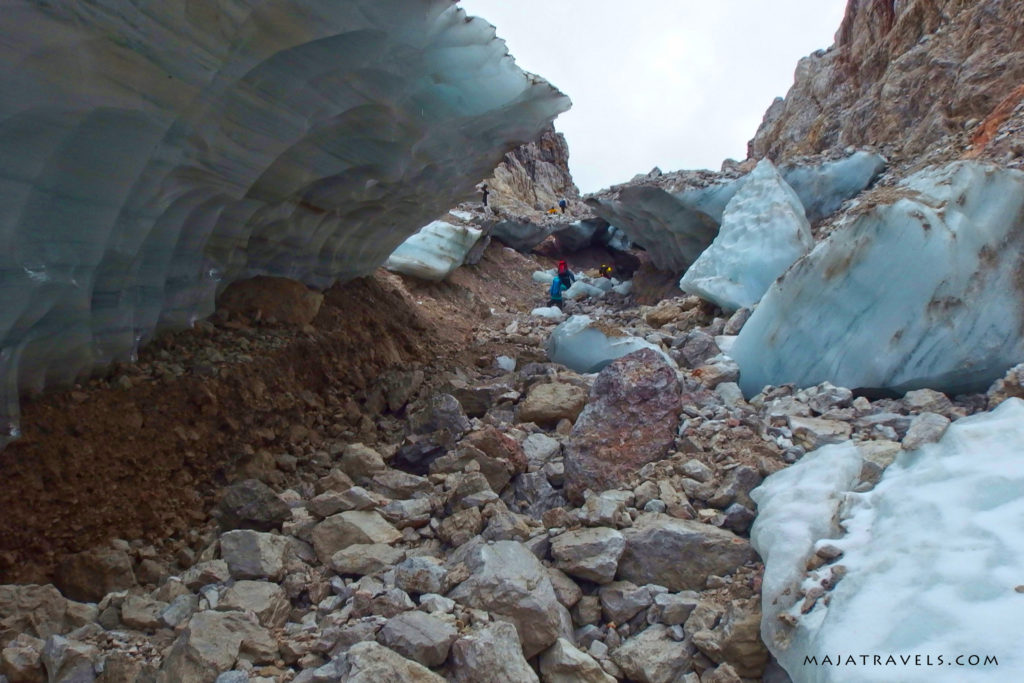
left=549, top=276, right=564, bottom=298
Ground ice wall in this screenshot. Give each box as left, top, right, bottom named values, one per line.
left=733, top=162, right=1024, bottom=397
left=0, top=0, right=570, bottom=445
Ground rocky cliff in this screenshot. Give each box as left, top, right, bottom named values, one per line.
left=484, top=125, right=580, bottom=216
left=749, top=0, right=1024, bottom=165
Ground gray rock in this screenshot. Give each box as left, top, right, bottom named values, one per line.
left=219, top=530, right=291, bottom=580
left=379, top=498, right=433, bottom=529
left=311, top=511, right=402, bottom=564
left=856, top=440, right=902, bottom=485
left=2, top=634, right=44, bottom=683
left=339, top=443, right=387, bottom=482
left=120, top=595, right=168, bottom=631
left=721, top=504, right=756, bottom=535
left=218, top=581, right=290, bottom=628
left=377, top=611, right=458, bottom=667
left=0, top=584, right=71, bottom=639
left=395, top=557, right=448, bottom=596
left=903, top=388, right=952, bottom=414
left=330, top=544, right=407, bottom=576
left=161, top=594, right=200, bottom=629
left=651, top=591, right=700, bottom=625
left=369, top=471, right=433, bottom=499
left=513, top=472, right=566, bottom=517
left=618, top=514, right=757, bottom=591
left=788, top=415, right=852, bottom=449
left=447, top=540, right=564, bottom=658
left=215, top=672, right=250, bottom=683
left=181, top=560, right=232, bottom=590
left=690, top=600, right=768, bottom=678
left=550, top=527, right=626, bottom=584
left=326, top=640, right=445, bottom=682
left=547, top=567, right=583, bottom=609
left=522, top=433, right=561, bottom=468
left=804, top=382, right=853, bottom=415
left=611, top=624, right=691, bottom=683
left=215, top=479, right=290, bottom=532
left=902, top=412, right=951, bottom=450
left=55, top=548, right=137, bottom=603
left=680, top=459, right=714, bottom=483
left=598, top=582, right=651, bottom=624
left=41, top=635, right=97, bottom=683
left=418, top=594, right=455, bottom=614
left=677, top=330, right=721, bottom=368
left=449, top=622, right=539, bottom=683
left=539, top=637, right=617, bottom=683
left=707, top=466, right=762, bottom=510
left=408, top=394, right=471, bottom=438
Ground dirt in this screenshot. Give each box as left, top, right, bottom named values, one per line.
left=0, top=244, right=549, bottom=584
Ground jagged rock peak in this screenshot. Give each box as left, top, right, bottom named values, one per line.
left=748, top=0, right=1024, bottom=163
left=484, top=126, right=581, bottom=216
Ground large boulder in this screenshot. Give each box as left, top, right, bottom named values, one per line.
left=327, top=641, right=446, bottom=682
left=377, top=611, right=458, bottom=668
left=447, top=541, right=565, bottom=658
left=159, top=611, right=276, bottom=681
left=617, top=514, right=758, bottom=591
left=564, top=350, right=682, bottom=502
left=55, top=548, right=136, bottom=603
left=449, top=622, right=539, bottom=683
left=311, top=511, right=402, bottom=564
left=680, top=159, right=813, bottom=312
left=517, top=382, right=588, bottom=426
left=550, top=527, right=625, bottom=584
left=0, top=585, right=71, bottom=639
left=733, top=162, right=1024, bottom=396
left=214, top=479, right=291, bottom=532
left=219, top=530, right=291, bottom=581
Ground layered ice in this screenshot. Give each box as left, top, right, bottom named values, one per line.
left=0, top=0, right=569, bottom=444
left=733, top=161, right=1024, bottom=397
left=680, top=159, right=813, bottom=312
left=546, top=315, right=675, bottom=374
left=586, top=152, right=884, bottom=272
left=752, top=398, right=1024, bottom=681
left=385, top=220, right=483, bottom=282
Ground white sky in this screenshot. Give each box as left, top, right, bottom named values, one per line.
left=459, top=0, right=848, bottom=193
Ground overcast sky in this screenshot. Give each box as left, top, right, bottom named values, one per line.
left=459, top=0, right=848, bottom=193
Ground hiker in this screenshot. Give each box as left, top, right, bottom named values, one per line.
left=547, top=207, right=559, bottom=214
left=559, top=198, right=567, bottom=213
left=599, top=263, right=613, bottom=279
left=548, top=273, right=570, bottom=309
left=557, top=259, right=575, bottom=288
left=481, top=184, right=489, bottom=207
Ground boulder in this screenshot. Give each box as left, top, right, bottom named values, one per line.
left=447, top=541, right=564, bottom=658
left=219, top=531, right=291, bottom=580
left=331, top=544, right=407, bottom=577
left=539, top=638, right=616, bottom=683
left=218, top=581, right=291, bottom=628
left=327, top=640, right=445, bottom=682
left=0, top=585, right=70, bottom=639
left=215, top=479, right=291, bottom=532
left=408, top=394, right=471, bottom=438
left=377, top=611, right=458, bottom=667
left=40, top=635, right=97, bottom=683
left=120, top=595, right=168, bottom=631
left=565, top=350, right=682, bottom=503
left=550, top=528, right=625, bottom=584
left=55, top=548, right=136, bottom=603
left=610, top=624, right=691, bottom=683
left=449, top=622, right=539, bottom=683
left=311, top=512, right=402, bottom=564
left=517, top=383, right=587, bottom=426
left=1, top=633, right=44, bottom=683
left=618, top=514, right=757, bottom=591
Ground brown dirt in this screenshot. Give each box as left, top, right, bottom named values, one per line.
left=0, top=244, right=545, bottom=584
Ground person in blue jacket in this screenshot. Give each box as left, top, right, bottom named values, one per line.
left=548, top=273, right=570, bottom=309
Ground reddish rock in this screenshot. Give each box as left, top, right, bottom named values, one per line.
left=564, top=350, right=682, bottom=503
left=459, top=427, right=528, bottom=491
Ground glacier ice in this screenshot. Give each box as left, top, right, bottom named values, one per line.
left=733, top=161, right=1024, bottom=397
left=680, top=159, right=813, bottom=312
left=385, top=220, right=482, bottom=282
left=587, top=152, right=884, bottom=272
left=0, top=0, right=569, bottom=445
left=545, top=315, right=675, bottom=374
left=752, top=398, right=1024, bottom=681
left=489, top=219, right=555, bottom=252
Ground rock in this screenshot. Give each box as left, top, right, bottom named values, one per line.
left=733, top=162, right=1024, bottom=397
left=986, top=363, right=1024, bottom=408
left=550, top=528, right=626, bottom=584
left=182, top=560, right=232, bottom=590
left=218, top=276, right=323, bottom=325
left=377, top=611, right=458, bottom=668
left=1, top=634, right=44, bottom=683
left=339, top=444, right=388, bottom=482
left=331, top=544, right=407, bottom=577
left=565, top=350, right=682, bottom=503
left=323, top=641, right=444, bottom=683
left=652, top=591, right=700, bottom=626
left=311, top=512, right=402, bottom=564
left=539, top=638, right=616, bottom=683
left=903, top=388, right=953, bottom=414
left=707, top=466, right=762, bottom=510
left=55, top=548, right=136, bottom=603
left=611, top=624, right=691, bottom=683
left=804, top=382, right=853, bottom=415
left=395, top=557, right=448, bottom=596
left=437, top=508, right=483, bottom=548
left=693, top=356, right=740, bottom=389
left=902, top=412, right=951, bottom=450
left=522, top=433, right=561, bottom=468
left=681, top=459, right=714, bottom=483
left=215, top=479, right=290, bottom=532
left=219, top=531, right=291, bottom=580
left=517, top=383, right=587, bottom=426
left=690, top=600, right=768, bottom=678
left=408, top=394, right=471, bottom=439
left=369, top=471, right=432, bottom=499
left=447, top=541, right=564, bottom=658
left=546, top=567, right=583, bottom=609
left=218, top=581, right=291, bottom=628
left=40, top=636, right=97, bottom=683
left=598, top=582, right=651, bottom=624
left=449, top=622, right=539, bottom=683
left=618, top=514, right=758, bottom=591
left=459, top=427, right=529, bottom=490
left=680, top=159, right=813, bottom=312
left=119, top=595, right=168, bottom=631
left=161, top=594, right=200, bottom=629
left=161, top=611, right=277, bottom=680
left=380, top=498, right=433, bottom=530
left=788, top=416, right=852, bottom=449
left=676, top=330, right=721, bottom=368
left=0, top=585, right=70, bottom=639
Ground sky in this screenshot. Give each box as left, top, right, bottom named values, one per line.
left=459, top=0, right=848, bottom=193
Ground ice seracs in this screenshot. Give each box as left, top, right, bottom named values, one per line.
left=733, top=161, right=1024, bottom=397
left=385, top=220, right=483, bottom=282
left=680, top=159, right=813, bottom=312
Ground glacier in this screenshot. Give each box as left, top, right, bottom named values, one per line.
left=385, top=219, right=483, bottom=282
left=0, top=0, right=569, bottom=445
left=586, top=152, right=884, bottom=272
left=680, top=159, right=813, bottom=312
left=751, top=398, right=1024, bottom=682
left=732, top=161, right=1024, bottom=397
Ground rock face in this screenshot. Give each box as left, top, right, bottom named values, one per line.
left=680, top=159, right=813, bottom=312
left=0, top=0, right=569, bottom=447
left=733, top=162, right=1024, bottom=396
left=749, top=0, right=1024, bottom=162
left=485, top=126, right=580, bottom=216
left=564, top=350, right=682, bottom=502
